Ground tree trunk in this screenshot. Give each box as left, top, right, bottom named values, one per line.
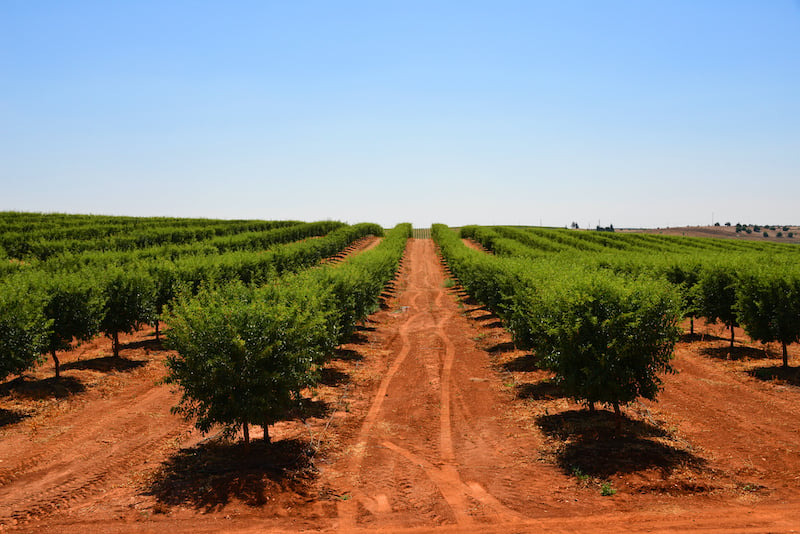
left=263, top=422, right=271, bottom=444
left=783, top=342, right=789, bottom=369
left=51, top=349, right=60, bottom=379
left=690, top=316, right=694, bottom=335
left=154, top=321, right=160, bottom=341
left=243, top=422, right=250, bottom=445
left=112, top=331, right=120, bottom=358
left=613, top=401, right=622, bottom=435
left=730, top=324, right=735, bottom=350
left=588, top=402, right=595, bottom=412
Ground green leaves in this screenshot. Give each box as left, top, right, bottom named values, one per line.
left=737, top=267, right=800, bottom=368
left=696, top=263, right=739, bottom=330
left=434, top=224, right=682, bottom=411
left=98, top=267, right=157, bottom=356
left=512, top=270, right=682, bottom=407
left=164, top=281, right=330, bottom=437
left=40, top=271, right=103, bottom=355
left=0, top=277, right=52, bottom=380
left=0, top=216, right=385, bottom=381
left=162, top=223, right=410, bottom=442
left=441, top=222, right=800, bottom=407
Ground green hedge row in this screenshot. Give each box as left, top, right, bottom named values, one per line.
left=0, top=222, right=382, bottom=381
left=434, top=224, right=683, bottom=419
left=459, top=224, right=800, bottom=370
left=163, top=223, right=411, bottom=442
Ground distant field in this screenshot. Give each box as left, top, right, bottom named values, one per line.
left=621, top=224, right=800, bottom=243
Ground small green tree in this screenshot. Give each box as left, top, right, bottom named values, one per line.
left=98, top=267, right=156, bottom=357
left=737, top=270, right=800, bottom=369
left=39, top=272, right=103, bottom=378
left=697, top=264, right=740, bottom=350
left=663, top=261, right=702, bottom=335
left=163, top=281, right=332, bottom=444
left=148, top=261, right=182, bottom=341
left=0, top=278, right=52, bottom=380
left=510, top=272, right=682, bottom=430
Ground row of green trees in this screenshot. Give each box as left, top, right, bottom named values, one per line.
left=685, top=262, right=800, bottom=368
left=433, top=224, right=683, bottom=427
left=0, top=219, right=344, bottom=263
left=465, top=225, right=800, bottom=369
left=0, top=222, right=382, bottom=381
left=574, top=250, right=800, bottom=369
left=164, top=223, right=412, bottom=443
left=0, top=268, right=148, bottom=380
left=0, top=220, right=354, bottom=282
left=462, top=224, right=798, bottom=256
left=0, top=212, right=302, bottom=253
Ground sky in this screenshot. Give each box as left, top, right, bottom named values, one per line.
left=1, top=1, right=799, bottom=229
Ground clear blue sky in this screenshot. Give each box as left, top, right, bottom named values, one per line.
left=2, top=1, right=799, bottom=228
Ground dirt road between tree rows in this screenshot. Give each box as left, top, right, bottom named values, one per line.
left=3, top=238, right=800, bottom=532
left=320, top=238, right=556, bottom=531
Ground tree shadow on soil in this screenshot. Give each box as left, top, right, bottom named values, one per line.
left=146, top=438, right=317, bottom=512
left=461, top=299, right=488, bottom=311
left=516, top=380, right=565, bottom=401
left=332, top=348, right=363, bottom=362
left=537, top=410, right=706, bottom=479
left=61, top=355, right=148, bottom=373
left=0, top=375, right=85, bottom=400
left=680, top=332, right=728, bottom=343
left=318, top=367, right=350, bottom=387
left=0, top=408, right=30, bottom=428
left=465, top=306, right=503, bottom=329
left=701, top=346, right=770, bottom=361
left=287, top=398, right=331, bottom=421
left=346, top=332, right=371, bottom=345
left=501, top=353, right=540, bottom=372
left=487, top=341, right=516, bottom=354
left=748, top=365, right=800, bottom=387
left=123, top=338, right=168, bottom=352
left=453, top=291, right=476, bottom=304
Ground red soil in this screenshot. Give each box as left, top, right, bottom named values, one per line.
left=1, top=239, right=800, bottom=532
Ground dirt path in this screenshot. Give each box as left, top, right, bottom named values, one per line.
left=0, top=382, right=193, bottom=523
left=650, top=332, right=800, bottom=495
left=322, top=238, right=554, bottom=531
left=0, top=333, right=201, bottom=528
left=315, top=239, right=800, bottom=532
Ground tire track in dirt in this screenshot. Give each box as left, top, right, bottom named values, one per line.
left=0, top=368, right=196, bottom=526
left=334, top=254, right=424, bottom=529
left=648, top=347, right=800, bottom=491
left=332, top=239, right=529, bottom=531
